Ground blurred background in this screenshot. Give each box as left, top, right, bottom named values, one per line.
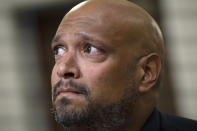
left=0, top=0, right=197, bottom=131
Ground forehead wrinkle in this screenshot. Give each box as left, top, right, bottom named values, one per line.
left=60, top=16, right=97, bottom=28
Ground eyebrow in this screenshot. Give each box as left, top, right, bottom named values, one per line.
left=51, top=33, right=105, bottom=46
left=76, top=33, right=100, bottom=43
left=52, top=34, right=62, bottom=43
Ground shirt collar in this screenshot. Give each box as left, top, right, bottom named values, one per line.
left=142, top=108, right=161, bottom=131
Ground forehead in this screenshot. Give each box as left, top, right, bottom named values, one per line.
left=57, top=0, right=135, bottom=34
left=54, top=0, right=149, bottom=49
left=57, top=16, right=101, bottom=33
left=56, top=15, right=127, bottom=49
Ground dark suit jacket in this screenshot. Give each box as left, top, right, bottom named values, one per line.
left=142, top=108, right=197, bottom=131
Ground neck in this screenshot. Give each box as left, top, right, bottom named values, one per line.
left=123, top=91, right=156, bottom=131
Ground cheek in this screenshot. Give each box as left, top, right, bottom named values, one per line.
left=51, top=64, right=59, bottom=87
left=81, top=61, right=130, bottom=104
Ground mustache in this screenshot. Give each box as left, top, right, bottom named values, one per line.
left=52, top=80, right=89, bottom=101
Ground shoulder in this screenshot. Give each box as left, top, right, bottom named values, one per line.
left=159, top=111, right=197, bottom=131
left=142, top=108, right=197, bottom=131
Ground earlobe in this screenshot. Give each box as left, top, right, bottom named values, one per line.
left=138, top=53, right=162, bottom=93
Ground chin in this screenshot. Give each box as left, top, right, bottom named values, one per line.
left=52, top=98, right=91, bottom=128
left=55, top=96, right=89, bottom=112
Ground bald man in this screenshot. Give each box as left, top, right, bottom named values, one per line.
left=51, top=0, right=197, bottom=130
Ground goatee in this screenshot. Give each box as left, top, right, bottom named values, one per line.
left=52, top=86, right=139, bottom=131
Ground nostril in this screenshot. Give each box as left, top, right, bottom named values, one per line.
left=64, top=72, right=75, bottom=78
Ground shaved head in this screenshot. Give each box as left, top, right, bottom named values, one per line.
left=57, top=0, right=164, bottom=61
left=51, top=0, right=165, bottom=130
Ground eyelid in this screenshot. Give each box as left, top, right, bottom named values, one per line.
left=52, top=42, right=64, bottom=51
left=54, top=45, right=64, bottom=50
left=52, top=45, right=66, bottom=56
left=84, top=42, right=106, bottom=53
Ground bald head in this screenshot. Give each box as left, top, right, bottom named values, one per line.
left=57, top=0, right=164, bottom=61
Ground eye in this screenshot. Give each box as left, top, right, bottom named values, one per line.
left=53, top=46, right=66, bottom=56
left=84, top=44, right=103, bottom=55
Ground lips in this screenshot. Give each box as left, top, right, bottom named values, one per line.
left=53, top=80, right=89, bottom=102
left=56, top=87, right=82, bottom=97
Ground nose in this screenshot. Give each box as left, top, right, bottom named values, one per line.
left=57, top=53, right=80, bottom=79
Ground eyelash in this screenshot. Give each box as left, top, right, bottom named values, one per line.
left=84, top=43, right=105, bottom=53
left=53, top=45, right=65, bottom=55
left=84, top=44, right=95, bottom=52
left=52, top=43, right=105, bottom=57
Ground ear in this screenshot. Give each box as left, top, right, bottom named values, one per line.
left=137, top=53, right=162, bottom=93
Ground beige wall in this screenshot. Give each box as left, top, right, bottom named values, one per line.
left=0, top=7, right=27, bottom=131
left=161, top=0, right=197, bottom=120
left=0, top=1, right=66, bottom=131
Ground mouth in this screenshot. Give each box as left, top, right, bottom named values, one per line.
left=58, top=88, right=81, bottom=94
left=55, top=87, right=84, bottom=100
